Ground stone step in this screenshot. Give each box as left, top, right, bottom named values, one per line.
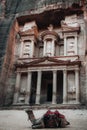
left=0, top=104, right=86, bottom=110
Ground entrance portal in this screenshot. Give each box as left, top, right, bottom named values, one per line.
left=40, top=71, right=53, bottom=104
left=40, top=71, right=63, bottom=104
left=47, top=83, right=52, bottom=102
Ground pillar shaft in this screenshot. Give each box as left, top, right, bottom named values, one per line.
left=13, top=72, right=21, bottom=104
left=25, top=72, right=32, bottom=104
left=52, top=40, right=55, bottom=56
left=75, top=69, right=80, bottom=103
left=52, top=70, right=57, bottom=104
left=35, top=71, right=42, bottom=104
left=31, top=41, right=34, bottom=57
left=20, top=41, right=23, bottom=58
left=63, top=70, right=68, bottom=104
left=43, top=40, right=46, bottom=56
left=64, top=37, right=67, bottom=56
left=75, top=36, right=78, bottom=55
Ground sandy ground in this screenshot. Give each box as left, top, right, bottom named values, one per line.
left=0, top=109, right=87, bottom=130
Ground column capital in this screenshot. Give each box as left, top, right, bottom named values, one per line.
left=44, top=39, right=46, bottom=42
left=16, top=71, right=21, bottom=74
left=75, top=34, right=78, bottom=38
left=63, top=35, right=67, bottom=38
left=38, top=70, right=42, bottom=73
left=75, top=68, right=79, bottom=71
left=53, top=70, right=57, bottom=73
left=28, top=71, right=32, bottom=73
left=63, top=69, right=67, bottom=73
left=20, top=39, right=23, bottom=42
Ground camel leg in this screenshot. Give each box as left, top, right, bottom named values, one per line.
left=25, top=109, right=35, bottom=123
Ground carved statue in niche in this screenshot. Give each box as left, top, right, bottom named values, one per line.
left=47, top=24, right=53, bottom=31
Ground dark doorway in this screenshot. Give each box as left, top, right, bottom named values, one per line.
left=30, top=72, right=37, bottom=105
left=47, top=83, right=52, bottom=102
left=40, top=71, right=53, bottom=104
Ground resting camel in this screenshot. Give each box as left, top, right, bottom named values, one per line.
left=25, top=109, right=70, bottom=129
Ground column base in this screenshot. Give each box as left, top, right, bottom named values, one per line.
left=35, top=101, right=40, bottom=105
left=63, top=102, right=68, bottom=104
left=13, top=102, right=29, bottom=106
left=13, top=103, right=17, bottom=106
left=63, top=101, right=80, bottom=105
left=52, top=102, right=56, bottom=104
left=25, top=102, right=29, bottom=105
left=75, top=101, right=80, bottom=104
left=35, top=103, right=40, bottom=105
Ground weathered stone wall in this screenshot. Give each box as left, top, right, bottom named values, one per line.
left=0, top=20, right=19, bottom=106
left=4, top=20, right=19, bottom=106
left=5, top=0, right=81, bottom=17
left=0, top=18, right=13, bottom=106
left=0, top=0, right=5, bottom=18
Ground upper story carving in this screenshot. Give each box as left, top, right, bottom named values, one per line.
left=15, top=14, right=83, bottom=65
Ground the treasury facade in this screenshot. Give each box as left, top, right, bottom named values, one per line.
left=0, top=0, right=87, bottom=107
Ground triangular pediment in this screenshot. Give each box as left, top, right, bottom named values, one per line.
left=16, top=56, right=81, bottom=67
left=23, top=56, right=69, bottom=66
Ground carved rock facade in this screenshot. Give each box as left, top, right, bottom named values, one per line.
left=0, top=0, right=87, bottom=106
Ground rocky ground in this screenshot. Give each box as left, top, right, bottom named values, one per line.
left=0, top=109, right=87, bottom=130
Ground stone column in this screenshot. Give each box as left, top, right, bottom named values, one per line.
left=13, top=72, right=21, bottom=104
left=64, top=37, right=67, bottom=56
left=75, top=69, right=80, bottom=104
left=52, top=70, right=57, bottom=104
left=20, top=40, right=23, bottom=58
left=31, top=40, right=34, bottom=57
left=25, top=72, right=32, bottom=104
left=43, top=40, right=46, bottom=56
left=35, top=71, right=42, bottom=104
left=63, top=70, right=68, bottom=104
left=75, top=36, right=78, bottom=55
left=52, top=40, right=55, bottom=56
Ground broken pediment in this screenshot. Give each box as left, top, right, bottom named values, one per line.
left=19, top=21, right=38, bottom=37
left=23, top=21, right=37, bottom=31
left=61, top=15, right=80, bottom=32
